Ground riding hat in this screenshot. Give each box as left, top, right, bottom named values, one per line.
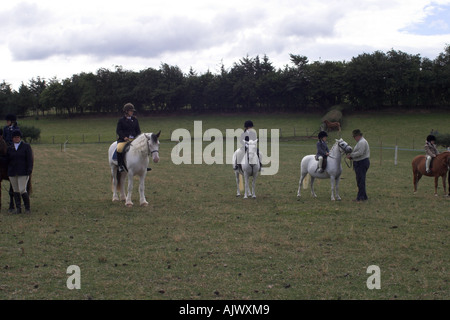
left=5, top=114, right=17, bottom=122
left=352, top=129, right=363, bottom=137
left=426, top=134, right=436, bottom=142
left=123, top=103, right=136, bottom=113
left=12, top=129, right=22, bottom=137
left=318, top=131, right=328, bottom=139
left=244, top=120, right=254, bottom=128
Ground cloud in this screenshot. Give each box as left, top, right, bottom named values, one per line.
left=1, top=0, right=450, bottom=89
left=6, top=3, right=268, bottom=62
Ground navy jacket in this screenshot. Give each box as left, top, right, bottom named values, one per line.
left=7, top=141, right=33, bottom=176
left=316, top=140, right=329, bottom=159
left=116, top=116, right=141, bottom=142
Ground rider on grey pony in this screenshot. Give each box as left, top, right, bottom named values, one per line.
left=234, top=120, right=261, bottom=171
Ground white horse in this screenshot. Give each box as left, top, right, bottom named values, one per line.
left=297, top=138, right=352, bottom=201
left=233, top=139, right=261, bottom=198
left=108, top=132, right=160, bottom=207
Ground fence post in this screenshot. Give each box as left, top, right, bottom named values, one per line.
left=394, top=139, right=398, bottom=166
left=380, top=139, right=382, bottom=165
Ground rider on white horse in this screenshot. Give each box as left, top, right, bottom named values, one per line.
left=116, top=103, right=149, bottom=173
left=316, top=131, right=330, bottom=173
left=234, top=120, right=261, bottom=171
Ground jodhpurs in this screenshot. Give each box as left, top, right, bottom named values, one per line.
left=9, top=175, right=29, bottom=194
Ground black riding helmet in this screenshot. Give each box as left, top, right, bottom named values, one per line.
left=426, top=135, right=436, bottom=142
left=244, top=120, right=254, bottom=128
left=318, top=131, right=328, bottom=139
left=5, top=114, right=16, bottom=122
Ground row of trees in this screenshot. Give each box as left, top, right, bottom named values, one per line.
left=1, top=46, right=450, bottom=116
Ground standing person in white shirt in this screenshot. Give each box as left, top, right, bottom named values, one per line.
left=347, top=129, right=370, bottom=202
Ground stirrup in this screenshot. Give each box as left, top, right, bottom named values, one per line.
left=118, top=165, right=125, bottom=172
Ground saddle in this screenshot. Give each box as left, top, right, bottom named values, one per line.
left=315, top=156, right=328, bottom=170
left=112, top=141, right=132, bottom=161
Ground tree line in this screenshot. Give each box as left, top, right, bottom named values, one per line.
left=1, top=45, right=450, bottom=117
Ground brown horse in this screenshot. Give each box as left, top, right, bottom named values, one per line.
left=412, top=151, right=450, bottom=196
left=323, top=120, right=341, bottom=132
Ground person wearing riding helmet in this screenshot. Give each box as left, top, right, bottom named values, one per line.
left=7, top=129, right=33, bottom=214
left=4, top=114, right=20, bottom=146
left=316, top=131, right=329, bottom=173
left=116, top=103, right=141, bottom=172
left=425, top=134, right=439, bottom=173
left=234, top=120, right=260, bottom=170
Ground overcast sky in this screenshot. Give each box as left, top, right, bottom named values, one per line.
left=1, top=0, right=450, bottom=89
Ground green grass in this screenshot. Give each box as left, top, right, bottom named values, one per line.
left=0, top=112, right=449, bottom=300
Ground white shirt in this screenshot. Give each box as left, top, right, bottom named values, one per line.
left=350, top=137, right=370, bottom=161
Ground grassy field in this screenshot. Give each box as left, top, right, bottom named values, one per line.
left=0, top=111, right=449, bottom=300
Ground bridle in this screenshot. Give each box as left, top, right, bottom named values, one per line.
left=328, top=141, right=353, bottom=168
left=147, top=139, right=159, bottom=156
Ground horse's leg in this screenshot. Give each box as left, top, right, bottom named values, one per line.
left=139, top=173, right=148, bottom=206
left=235, top=171, right=241, bottom=197
left=413, top=171, right=422, bottom=194
left=297, top=171, right=306, bottom=197
left=441, top=173, right=447, bottom=196
left=434, top=176, right=438, bottom=197
left=310, top=177, right=317, bottom=198
left=111, top=167, right=120, bottom=202
left=330, top=176, right=336, bottom=201
left=244, top=172, right=249, bottom=199
left=335, top=176, right=341, bottom=201
left=252, top=173, right=257, bottom=198
left=125, top=172, right=134, bottom=207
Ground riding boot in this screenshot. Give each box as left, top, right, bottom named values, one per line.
left=117, top=152, right=126, bottom=172
left=318, top=157, right=324, bottom=173
left=22, top=192, right=31, bottom=214
left=13, top=192, right=22, bottom=214
left=8, top=184, right=15, bottom=213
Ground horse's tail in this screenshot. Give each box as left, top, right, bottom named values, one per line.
left=112, top=168, right=122, bottom=192
left=302, top=173, right=310, bottom=189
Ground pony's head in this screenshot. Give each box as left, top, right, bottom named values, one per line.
left=145, top=131, right=161, bottom=163
left=336, top=138, right=352, bottom=154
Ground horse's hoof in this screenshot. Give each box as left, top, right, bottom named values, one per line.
left=140, top=203, right=149, bottom=207
left=125, top=203, right=133, bottom=207
left=112, top=198, right=120, bottom=202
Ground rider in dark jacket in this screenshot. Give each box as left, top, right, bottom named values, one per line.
left=116, top=103, right=142, bottom=172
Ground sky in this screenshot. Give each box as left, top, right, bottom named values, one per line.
left=1, top=0, right=450, bottom=90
